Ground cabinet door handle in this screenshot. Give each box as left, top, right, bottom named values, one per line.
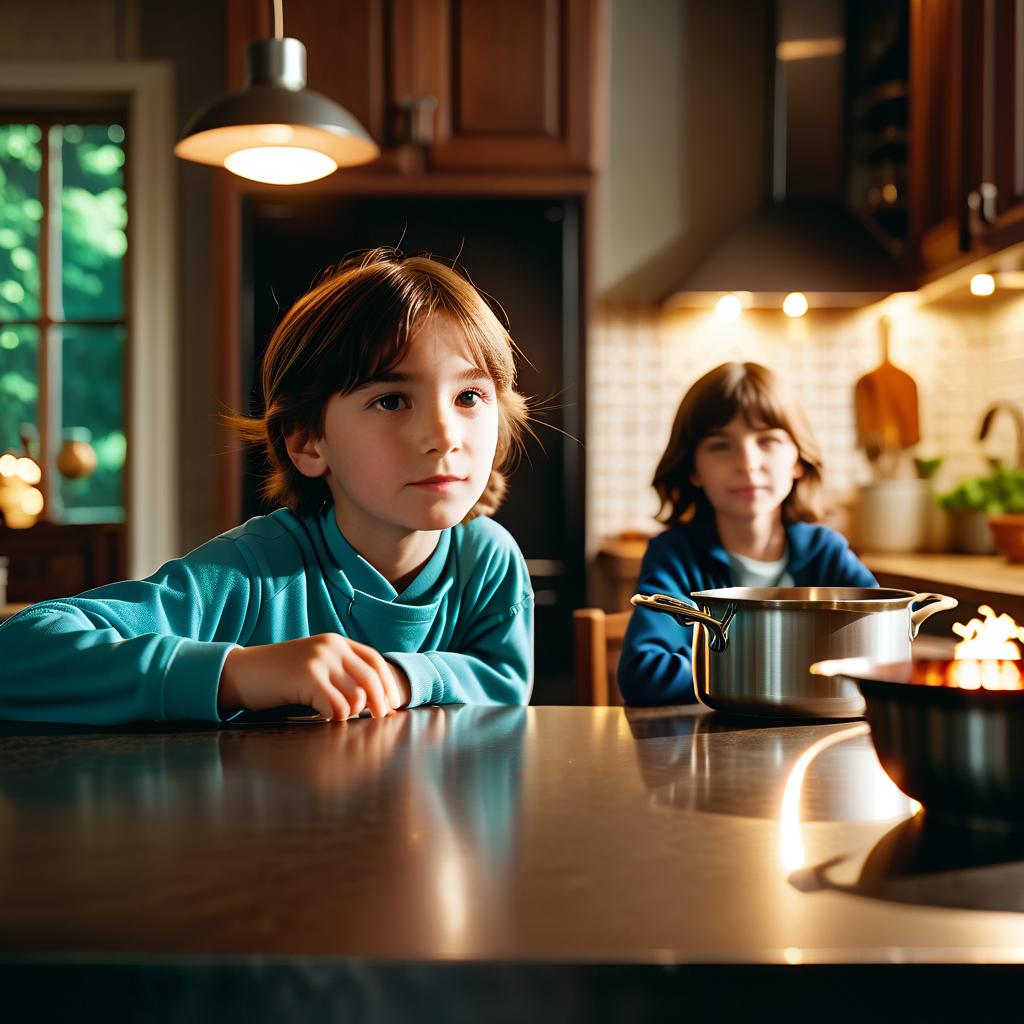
left=397, top=95, right=439, bottom=146
left=967, top=181, right=999, bottom=232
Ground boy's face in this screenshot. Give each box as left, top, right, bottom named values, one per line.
left=690, top=413, right=803, bottom=524
left=299, top=314, right=500, bottom=547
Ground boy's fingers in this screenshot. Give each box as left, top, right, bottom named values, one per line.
left=372, top=652, right=404, bottom=710
left=336, top=650, right=390, bottom=719
left=350, top=642, right=403, bottom=710
left=357, top=642, right=403, bottom=711
left=346, top=685, right=368, bottom=718
left=310, top=686, right=349, bottom=723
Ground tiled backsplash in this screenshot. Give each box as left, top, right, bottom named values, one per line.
left=587, top=296, right=1024, bottom=553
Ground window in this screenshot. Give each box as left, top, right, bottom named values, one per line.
left=0, top=61, right=175, bottom=595
left=0, top=116, right=128, bottom=524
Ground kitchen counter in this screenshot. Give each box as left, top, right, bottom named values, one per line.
left=3, top=706, right=1023, bottom=1019
left=860, top=552, right=1024, bottom=595
left=860, top=552, right=1024, bottom=626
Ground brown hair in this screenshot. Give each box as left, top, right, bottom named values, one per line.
left=230, top=247, right=530, bottom=518
left=652, top=361, right=824, bottom=524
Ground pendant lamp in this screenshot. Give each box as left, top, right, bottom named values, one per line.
left=174, top=1, right=379, bottom=185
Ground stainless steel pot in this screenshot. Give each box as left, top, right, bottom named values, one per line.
left=812, top=658, right=1024, bottom=831
left=630, top=588, right=958, bottom=719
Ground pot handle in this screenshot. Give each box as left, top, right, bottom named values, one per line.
left=630, top=593, right=732, bottom=652
left=908, top=592, right=958, bottom=639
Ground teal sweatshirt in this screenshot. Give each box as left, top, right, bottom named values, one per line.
left=0, top=509, right=534, bottom=725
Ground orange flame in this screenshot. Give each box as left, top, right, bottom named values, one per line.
left=947, top=659, right=1023, bottom=690
left=952, top=605, right=1024, bottom=660
left=937, top=605, right=1024, bottom=690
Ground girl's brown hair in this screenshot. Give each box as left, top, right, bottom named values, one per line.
left=652, top=361, right=825, bottom=524
left=230, top=247, right=530, bottom=518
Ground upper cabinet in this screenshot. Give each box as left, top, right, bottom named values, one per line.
left=227, top=0, right=603, bottom=177
left=909, top=0, right=1024, bottom=275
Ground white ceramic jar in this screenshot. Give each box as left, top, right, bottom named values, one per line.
left=855, top=479, right=931, bottom=553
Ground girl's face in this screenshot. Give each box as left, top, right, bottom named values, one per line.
left=690, top=413, right=803, bottom=524
left=307, top=314, right=500, bottom=549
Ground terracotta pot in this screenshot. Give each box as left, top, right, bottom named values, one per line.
left=988, top=514, right=1024, bottom=563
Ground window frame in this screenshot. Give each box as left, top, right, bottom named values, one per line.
left=0, top=62, right=177, bottom=579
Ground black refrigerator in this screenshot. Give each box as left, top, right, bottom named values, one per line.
left=240, top=194, right=584, bottom=703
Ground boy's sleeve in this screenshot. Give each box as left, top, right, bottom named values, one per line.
left=386, top=598, right=533, bottom=707
left=0, top=537, right=258, bottom=725
left=617, top=539, right=699, bottom=706
left=384, top=527, right=534, bottom=707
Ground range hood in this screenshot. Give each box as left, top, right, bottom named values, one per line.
left=669, top=0, right=915, bottom=308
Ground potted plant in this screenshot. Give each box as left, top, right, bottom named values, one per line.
left=937, top=466, right=1024, bottom=555
left=915, top=456, right=950, bottom=552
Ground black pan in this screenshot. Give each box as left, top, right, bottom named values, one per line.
left=811, top=657, right=1024, bottom=831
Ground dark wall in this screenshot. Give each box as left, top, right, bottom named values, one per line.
left=139, top=1, right=225, bottom=553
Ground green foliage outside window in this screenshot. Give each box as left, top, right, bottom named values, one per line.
left=61, top=325, right=125, bottom=513
left=0, top=124, right=41, bottom=322
left=0, top=325, right=38, bottom=448
left=0, top=121, right=127, bottom=521
left=59, top=124, right=126, bottom=321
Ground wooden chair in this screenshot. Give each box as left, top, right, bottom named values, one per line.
left=573, top=608, right=632, bottom=706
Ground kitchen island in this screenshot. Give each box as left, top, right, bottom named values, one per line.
left=2, top=705, right=1023, bottom=1020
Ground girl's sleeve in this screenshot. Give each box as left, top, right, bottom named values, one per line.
left=617, top=540, right=699, bottom=706
left=830, top=537, right=879, bottom=587
left=0, top=537, right=259, bottom=725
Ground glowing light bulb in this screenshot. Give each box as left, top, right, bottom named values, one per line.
left=970, top=273, right=996, bottom=296
left=15, top=457, right=41, bottom=485
left=223, top=147, right=338, bottom=185
left=783, top=292, right=808, bottom=317
left=715, top=294, right=742, bottom=322
left=20, top=487, right=44, bottom=516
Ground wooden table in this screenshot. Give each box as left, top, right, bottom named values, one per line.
left=3, top=706, right=1024, bottom=1020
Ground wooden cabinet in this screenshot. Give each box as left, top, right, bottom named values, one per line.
left=908, top=0, right=964, bottom=269
left=910, top=0, right=1024, bottom=275
left=983, top=0, right=1024, bottom=242
left=0, top=522, right=125, bottom=602
left=227, top=0, right=603, bottom=175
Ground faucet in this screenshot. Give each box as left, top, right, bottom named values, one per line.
left=977, top=401, right=1024, bottom=469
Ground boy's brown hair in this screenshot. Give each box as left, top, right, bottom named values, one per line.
left=230, top=248, right=530, bottom=519
left=652, top=361, right=825, bottom=524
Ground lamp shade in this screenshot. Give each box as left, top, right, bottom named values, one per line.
left=174, top=37, right=379, bottom=184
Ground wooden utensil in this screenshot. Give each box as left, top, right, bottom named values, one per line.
left=854, top=315, right=920, bottom=476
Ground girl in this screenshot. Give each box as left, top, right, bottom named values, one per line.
left=0, top=249, right=534, bottom=724
left=618, top=361, right=876, bottom=706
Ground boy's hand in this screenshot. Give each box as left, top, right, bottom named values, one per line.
left=218, top=633, right=411, bottom=720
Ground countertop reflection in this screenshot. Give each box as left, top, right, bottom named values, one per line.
left=2, top=706, right=1024, bottom=965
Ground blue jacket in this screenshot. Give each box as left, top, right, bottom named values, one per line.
left=617, top=513, right=877, bottom=706
left=0, top=509, right=534, bottom=725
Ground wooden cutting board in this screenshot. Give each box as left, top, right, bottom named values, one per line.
left=854, top=315, right=920, bottom=467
